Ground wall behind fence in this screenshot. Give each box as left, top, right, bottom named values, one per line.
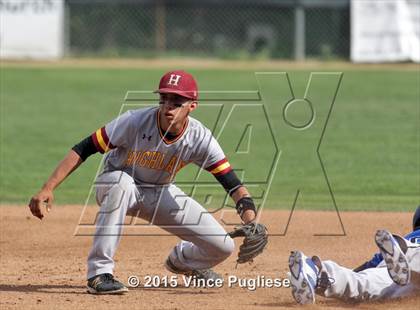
left=351, top=0, right=420, bottom=63
left=0, top=0, right=64, bottom=59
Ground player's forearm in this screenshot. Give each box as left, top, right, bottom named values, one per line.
left=231, top=186, right=250, bottom=204
left=42, top=150, right=83, bottom=191
left=212, top=168, right=256, bottom=222
left=232, top=186, right=256, bottom=223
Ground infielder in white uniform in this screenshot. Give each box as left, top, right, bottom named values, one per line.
left=28, top=70, right=267, bottom=294
left=288, top=206, right=420, bottom=304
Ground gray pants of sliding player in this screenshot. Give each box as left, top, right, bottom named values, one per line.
left=87, top=170, right=235, bottom=279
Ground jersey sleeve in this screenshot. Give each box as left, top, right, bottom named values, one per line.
left=91, top=110, right=133, bottom=153
left=193, top=133, right=233, bottom=177
left=404, top=230, right=420, bottom=244
left=365, top=252, right=383, bottom=269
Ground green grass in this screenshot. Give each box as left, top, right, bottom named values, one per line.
left=0, top=66, right=419, bottom=212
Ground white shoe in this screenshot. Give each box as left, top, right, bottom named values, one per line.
left=375, top=229, right=410, bottom=286
left=288, top=251, right=318, bottom=304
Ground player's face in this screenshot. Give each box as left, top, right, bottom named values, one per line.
left=159, top=93, right=197, bottom=124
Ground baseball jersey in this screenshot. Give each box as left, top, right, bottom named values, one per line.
left=91, top=107, right=232, bottom=185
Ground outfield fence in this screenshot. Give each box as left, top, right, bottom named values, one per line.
left=65, top=0, right=350, bottom=60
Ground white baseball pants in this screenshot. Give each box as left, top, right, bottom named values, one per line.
left=321, top=239, right=420, bottom=301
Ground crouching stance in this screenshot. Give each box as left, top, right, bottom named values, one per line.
left=288, top=207, right=420, bottom=304
left=28, top=70, right=268, bottom=295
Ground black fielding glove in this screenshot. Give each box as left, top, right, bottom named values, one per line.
left=228, top=222, right=268, bottom=264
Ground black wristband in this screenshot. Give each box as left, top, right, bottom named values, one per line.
left=236, top=197, right=256, bottom=217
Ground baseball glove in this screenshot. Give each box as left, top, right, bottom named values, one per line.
left=228, top=222, right=268, bottom=264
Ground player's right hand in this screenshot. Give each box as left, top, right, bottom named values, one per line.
left=28, top=189, right=54, bottom=220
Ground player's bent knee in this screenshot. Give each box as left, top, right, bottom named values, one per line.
left=115, top=172, right=135, bottom=190
left=97, top=171, right=135, bottom=193
left=213, top=236, right=235, bottom=258
left=97, top=172, right=137, bottom=211
left=104, top=173, right=136, bottom=198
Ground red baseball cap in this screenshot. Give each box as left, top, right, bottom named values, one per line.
left=155, top=70, right=198, bottom=100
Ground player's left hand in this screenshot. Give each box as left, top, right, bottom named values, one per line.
left=228, top=222, right=268, bottom=264
left=28, top=188, right=54, bottom=220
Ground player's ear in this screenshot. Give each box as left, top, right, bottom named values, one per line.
left=189, top=101, right=198, bottom=112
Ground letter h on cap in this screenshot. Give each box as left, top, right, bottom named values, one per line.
left=168, top=74, right=181, bottom=86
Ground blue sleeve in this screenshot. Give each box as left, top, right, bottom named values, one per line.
left=365, top=252, right=383, bottom=268
left=404, top=230, right=420, bottom=244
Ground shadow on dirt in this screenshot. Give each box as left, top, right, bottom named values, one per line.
left=0, top=284, right=86, bottom=295
left=0, top=284, right=219, bottom=296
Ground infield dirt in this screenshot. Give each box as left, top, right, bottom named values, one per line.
left=1, top=206, right=418, bottom=309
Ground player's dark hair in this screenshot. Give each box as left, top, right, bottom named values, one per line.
left=413, top=206, right=420, bottom=231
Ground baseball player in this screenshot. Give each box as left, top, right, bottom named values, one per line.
left=288, top=206, right=420, bottom=304
left=28, top=70, right=268, bottom=294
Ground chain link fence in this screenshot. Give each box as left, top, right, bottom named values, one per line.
left=66, top=0, right=350, bottom=60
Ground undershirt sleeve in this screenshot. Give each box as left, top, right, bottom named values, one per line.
left=72, top=135, right=99, bottom=161
left=214, top=169, right=242, bottom=195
